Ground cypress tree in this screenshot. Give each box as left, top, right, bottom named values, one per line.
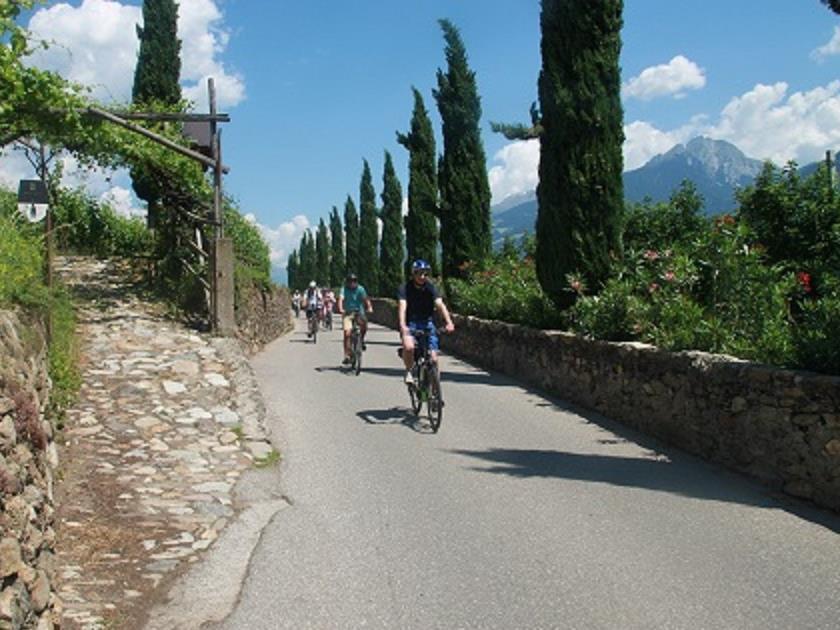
left=397, top=87, right=439, bottom=276
left=536, top=0, right=624, bottom=308
left=298, top=230, right=317, bottom=287
left=315, top=218, right=330, bottom=286
left=379, top=151, right=405, bottom=297
left=132, top=0, right=182, bottom=104
left=344, top=195, right=360, bottom=275
left=131, top=0, right=182, bottom=229
left=358, top=160, right=380, bottom=295
left=329, top=206, right=344, bottom=288
left=287, top=249, right=299, bottom=290
left=433, top=19, right=491, bottom=278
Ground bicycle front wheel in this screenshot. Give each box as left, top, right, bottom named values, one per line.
left=427, top=364, right=443, bottom=432
left=354, top=340, right=362, bottom=375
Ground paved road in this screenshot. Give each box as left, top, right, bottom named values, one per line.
left=219, top=320, right=840, bottom=629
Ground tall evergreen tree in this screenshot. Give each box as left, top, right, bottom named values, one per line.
left=131, top=0, right=182, bottom=229
left=132, top=0, right=182, bottom=104
left=315, top=218, right=330, bottom=286
left=298, top=230, right=317, bottom=287
left=287, top=249, right=299, bottom=290
left=433, top=19, right=491, bottom=278
left=379, top=151, right=405, bottom=296
left=329, top=206, right=344, bottom=287
left=397, top=87, right=439, bottom=275
left=358, top=160, right=380, bottom=295
left=344, top=195, right=360, bottom=275
left=536, top=0, right=624, bottom=308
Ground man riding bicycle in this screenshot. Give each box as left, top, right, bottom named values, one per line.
left=322, top=287, right=336, bottom=326
left=338, top=273, right=373, bottom=365
left=398, top=260, right=455, bottom=385
left=303, top=281, right=321, bottom=337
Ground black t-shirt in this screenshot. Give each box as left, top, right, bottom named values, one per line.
left=397, top=280, right=440, bottom=322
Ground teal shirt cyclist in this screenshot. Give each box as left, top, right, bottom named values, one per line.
left=338, top=273, right=373, bottom=365
left=342, top=283, right=368, bottom=314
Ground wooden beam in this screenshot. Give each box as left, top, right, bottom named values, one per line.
left=113, top=112, right=230, bottom=123
left=86, top=106, right=230, bottom=174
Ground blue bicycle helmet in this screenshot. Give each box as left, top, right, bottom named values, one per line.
left=411, top=259, right=432, bottom=273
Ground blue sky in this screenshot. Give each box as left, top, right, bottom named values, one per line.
left=3, top=1, right=840, bottom=274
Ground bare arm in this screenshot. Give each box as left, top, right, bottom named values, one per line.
left=364, top=297, right=373, bottom=313
left=398, top=299, right=408, bottom=335
left=435, top=298, right=455, bottom=332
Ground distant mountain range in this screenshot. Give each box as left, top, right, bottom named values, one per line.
left=492, top=137, right=837, bottom=247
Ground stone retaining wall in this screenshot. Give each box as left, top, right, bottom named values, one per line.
left=369, top=298, right=840, bottom=512
left=0, top=310, right=61, bottom=628
left=235, top=282, right=293, bottom=354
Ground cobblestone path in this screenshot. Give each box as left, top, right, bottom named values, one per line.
left=53, top=258, right=274, bottom=629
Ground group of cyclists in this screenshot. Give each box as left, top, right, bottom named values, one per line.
left=291, top=259, right=455, bottom=384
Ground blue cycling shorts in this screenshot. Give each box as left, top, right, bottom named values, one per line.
left=408, top=319, right=438, bottom=351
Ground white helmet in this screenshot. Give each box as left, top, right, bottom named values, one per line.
left=309, top=281, right=316, bottom=288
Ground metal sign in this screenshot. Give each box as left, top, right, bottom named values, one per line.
left=184, top=120, right=213, bottom=156
left=17, top=180, right=49, bottom=223
left=17, top=202, right=48, bottom=223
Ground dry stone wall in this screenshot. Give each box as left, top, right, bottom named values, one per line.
left=0, top=310, right=60, bottom=629
left=370, top=298, right=840, bottom=512
left=235, top=282, right=293, bottom=354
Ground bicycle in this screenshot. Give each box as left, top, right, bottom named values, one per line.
left=323, top=306, right=333, bottom=331
left=307, top=309, right=319, bottom=343
left=400, top=328, right=444, bottom=432
left=348, top=312, right=363, bottom=375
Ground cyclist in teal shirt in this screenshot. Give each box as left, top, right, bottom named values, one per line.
left=338, top=273, right=373, bottom=365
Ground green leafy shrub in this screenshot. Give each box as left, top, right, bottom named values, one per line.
left=225, top=202, right=271, bottom=293
left=792, top=277, right=840, bottom=374
left=0, top=210, right=80, bottom=422
left=623, top=180, right=709, bottom=252
left=47, top=286, right=81, bottom=423
left=447, top=249, right=564, bottom=330
left=0, top=214, right=49, bottom=308
left=570, top=277, right=641, bottom=341
left=51, top=187, right=152, bottom=258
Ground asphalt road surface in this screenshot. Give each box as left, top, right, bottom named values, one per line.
left=218, top=319, right=840, bottom=629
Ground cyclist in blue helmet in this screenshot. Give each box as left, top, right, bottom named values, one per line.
left=397, top=259, right=455, bottom=385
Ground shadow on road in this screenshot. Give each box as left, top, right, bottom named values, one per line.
left=356, top=407, right=432, bottom=434
left=451, top=447, right=840, bottom=534
left=357, top=365, right=521, bottom=388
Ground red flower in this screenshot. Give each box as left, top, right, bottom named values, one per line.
left=643, top=250, right=660, bottom=261
left=663, top=270, right=676, bottom=283
left=796, top=271, right=813, bottom=293
left=648, top=282, right=660, bottom=294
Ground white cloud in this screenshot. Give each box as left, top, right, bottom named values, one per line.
left=706, top=81, right=840, bottom=164
left=26, top=0, right=141, bottom=102
left=812, top=26, right=840, bottom=62
left=100, top=186, right=145, bottom=218
left=178, top=0, right=246, bottom=110
left=623, top=118, right=702, bottom=170
left=25, top=0, right=244, bottom=108
left=488, top=139, right=539, bottom=204
left=246, top=213, right=311, bottom=269
left=623, top=55, right=706, bottom=101
left=624, top=81, right=840, bottom=168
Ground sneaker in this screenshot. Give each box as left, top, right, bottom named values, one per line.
left=362, top=341, right=367, bottom=351
left=404, top=370, right=415, bottom=386
left=342, top=356, right=351, bottom=366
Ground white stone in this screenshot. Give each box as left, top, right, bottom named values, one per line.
left=204, top=373, right=230, bottom=387
left=162, top=380, right=187, bottom=395
left=135, top=417, right=161, bottom=430
left=192, top=481, right=231, bottom=494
